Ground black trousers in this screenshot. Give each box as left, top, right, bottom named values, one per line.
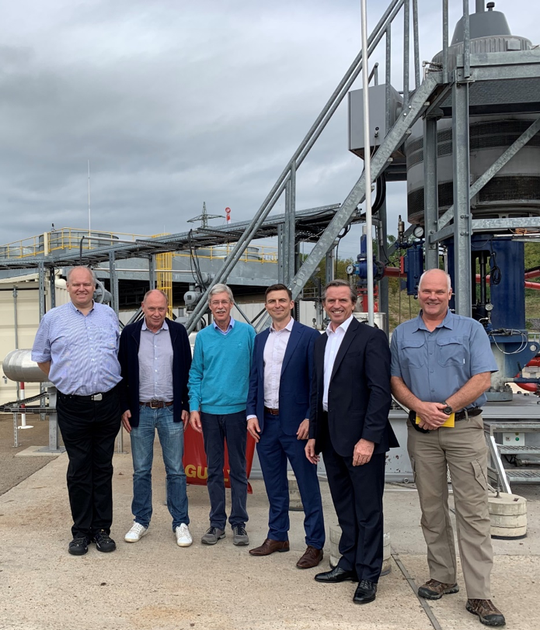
left=57, top=389, right=121, bottom=538
left=323, top=443, right=386, bottom=583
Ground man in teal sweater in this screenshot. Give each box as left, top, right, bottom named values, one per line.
left=189, top=283, right=256, bottom=546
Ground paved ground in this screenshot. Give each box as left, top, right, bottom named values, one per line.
left=1, top=415, right=539, bottom=630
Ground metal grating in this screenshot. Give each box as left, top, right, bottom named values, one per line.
left=506, top=469, right=540, bottom=483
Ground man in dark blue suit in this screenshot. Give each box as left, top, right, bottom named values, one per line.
left=306, top=280, right=397, bottom=605
left=247, top=284, right=325, bottom=569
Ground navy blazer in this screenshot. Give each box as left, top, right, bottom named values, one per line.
left=118, top=318, right=192, bottom=427
left=247, top=320, right=320, bottom=436
left=310, top=317, right=398, bottom=457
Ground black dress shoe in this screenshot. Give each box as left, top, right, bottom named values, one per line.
left=315, top=566, right=357, bottom=583
left=353, top=580, right=377, bottom=605
left=93, top=530, right=116, bottom=553
left=68, top=536, right=89, bottom=556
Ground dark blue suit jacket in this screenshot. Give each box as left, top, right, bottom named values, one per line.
left=118, top=318, right=191, bottom=427
left=247, top=320, right=320, bottom=436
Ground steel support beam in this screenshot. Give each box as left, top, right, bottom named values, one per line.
left=423, top=115, right=439, bottom=269
left=148, top=256, right=156, bottom=290
left=49, top=267, right=56, bottom=309
left=38, top=263, right=46, bottom=319
left=452, top=78, right=472, bottom=316
left=109, top=251, right=120, bottom=315
left=284, top=164, right=296, bottom=285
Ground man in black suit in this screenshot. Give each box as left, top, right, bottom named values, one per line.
left=306, top=280, right=397, bottom=605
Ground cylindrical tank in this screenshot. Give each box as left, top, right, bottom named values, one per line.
left=2, top=349, right=49, bottom=383
left=404, top=5, right=539, bottom=225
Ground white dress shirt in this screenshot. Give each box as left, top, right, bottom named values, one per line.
left=323, top=314, right=354, bottom=411
left=263, top=318, right=294, bottom=409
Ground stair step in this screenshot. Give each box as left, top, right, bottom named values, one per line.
left=498, top=445, right=540, bottom=455
left=505, top=469, right=540, bottom=483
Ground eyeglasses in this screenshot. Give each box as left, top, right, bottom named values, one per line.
left=210, top=300, right=231, bottom=306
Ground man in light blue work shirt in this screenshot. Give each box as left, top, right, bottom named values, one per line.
left=189, top=283, right=255, bottom=547
left=391, top=269, right=505, bottom=627
left=32, top=266, right=122, bottom=557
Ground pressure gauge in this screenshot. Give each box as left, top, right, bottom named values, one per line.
left=346, top=264, right=355, bottom=275
left=485, top=303, right=494, bottom=312
left=413, top=225, right=424, bottom=239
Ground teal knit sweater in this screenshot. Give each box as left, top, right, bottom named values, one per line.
left=188, top=320, right=255, bottom=414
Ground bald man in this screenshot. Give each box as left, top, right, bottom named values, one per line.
left=391, top=269, right=504, bottom=627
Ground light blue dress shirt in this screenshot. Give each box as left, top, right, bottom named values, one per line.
left=138, top=320, right=174, bottom=402
left=32, top=301, right=121, bottom=396
left=390, top=310, right=498, bottom=408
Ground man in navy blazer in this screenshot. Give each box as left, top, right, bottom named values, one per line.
left=306, top=280, right=397, bottom=605
left=118, top=290, right=192, bottom=547
left=247, top=284, right=325, bottom=569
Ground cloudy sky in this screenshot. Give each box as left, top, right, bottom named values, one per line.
left=0, top=0, right=537, bottom=259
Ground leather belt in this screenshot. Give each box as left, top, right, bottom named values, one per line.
left=58, top=390, right=113, bottom=402
left=264, top=406, right=279, bottom=416
left=409, top=407, right=482, bottom=422
left=140, top=400, right=173, bottom=409
left=455, top=407, right=482, bottom=421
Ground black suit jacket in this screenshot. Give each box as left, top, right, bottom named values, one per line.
left=310, top=317, right=397, bottom=457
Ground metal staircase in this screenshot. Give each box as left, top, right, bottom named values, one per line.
left=485, top=420, right=540, bottom=493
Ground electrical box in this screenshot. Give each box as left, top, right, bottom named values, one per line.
left=348, top=84, right=406, bottom=180
left=503, top=432, right=526, bottom=445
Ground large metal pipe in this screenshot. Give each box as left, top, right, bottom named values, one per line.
left=476, top=0, right=485, bottom=12
left=2, top=349, right=49, bottom=383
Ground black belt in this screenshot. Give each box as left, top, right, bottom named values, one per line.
left=264, top=406, right=279, bottom=416
left=58, top=390, right=115, bottom=402
left=409, top=407, right=482, bottom=423
left=140, top=400, right=173, bottom=409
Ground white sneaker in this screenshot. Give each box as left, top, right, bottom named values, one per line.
left=175, top=523, right=192, bottom=547
left=124, top=522, right=148, bottom=543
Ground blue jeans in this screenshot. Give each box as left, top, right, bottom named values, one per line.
left=130, top=404, right=189, bottom=530
left=200, top=411, right=248, bottom=530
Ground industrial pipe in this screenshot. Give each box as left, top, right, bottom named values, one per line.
left=2, top=349, right=49, bottom=383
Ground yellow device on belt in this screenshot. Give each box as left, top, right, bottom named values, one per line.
left=416, top=413, right=455, bottom=428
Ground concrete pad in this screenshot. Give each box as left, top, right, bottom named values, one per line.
left=15, top=446, right=63, bottom=457
left=1, top=442, right=539, bottom=629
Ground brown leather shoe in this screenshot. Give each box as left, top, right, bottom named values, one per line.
left=466, top=599, right=506, bottom=627
left=417, top=579, right=459, bottom=600
left=249, top=538, right=290, bottom=556
left=296, top=545, right=324, bottom=569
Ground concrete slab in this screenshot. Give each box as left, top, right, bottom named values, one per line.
left=1, top=439, right=539, bottom=630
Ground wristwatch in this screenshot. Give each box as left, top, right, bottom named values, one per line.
left=441, top=401, right=453, bottom=415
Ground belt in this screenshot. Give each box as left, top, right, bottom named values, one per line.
left=58, top=390, right=113, bottom=402
left=140, top=400, right=173, bottom=409
left=409, top=407, right=482, bottom=422
left=264, top=406, right=279, bottom=416
left=455, top=407, right=482, bottom=421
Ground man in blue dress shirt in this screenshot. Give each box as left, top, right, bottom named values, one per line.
left=391, top=269, right=505, bottom=627
left=32, top=266, right=122, bottom=556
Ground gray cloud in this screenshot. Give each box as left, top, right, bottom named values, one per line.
left=0, top=0, right=537, bottom=255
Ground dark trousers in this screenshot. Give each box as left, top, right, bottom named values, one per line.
left=57, top=389, right=121, bottom=539
left=257, top=411, right=325, bottom=548
left=200, top=411, right=248, bottom=529
left=323, top=443, right=386, bottom=583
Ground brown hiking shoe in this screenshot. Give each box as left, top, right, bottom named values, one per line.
left=466, top=599, right=506, bottom=627
left=417, top=579, right=459, bottom=600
